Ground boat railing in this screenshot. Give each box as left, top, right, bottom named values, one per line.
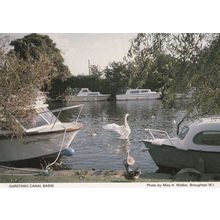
left=144, top=128, right=174, bottom=145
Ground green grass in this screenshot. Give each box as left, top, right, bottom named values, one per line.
left=0, top=169, right=219, bottom=183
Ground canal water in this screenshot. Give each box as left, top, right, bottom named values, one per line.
left=52, top=100, right=187, bottom=173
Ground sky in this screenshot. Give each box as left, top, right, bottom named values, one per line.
left=0, top=33, right=136, bottom=75
left=49, top=33, right=136, bottom=75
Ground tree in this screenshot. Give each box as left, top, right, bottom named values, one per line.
left=90, top=64, right=103, bottom=78
left=127, top=33, right=173, bottom=91
left=10, top=33, right=71, bottom=98
left=187, top=34, right=220, bottom=116
left=126, top=33, right=217, bottom=113
left=0, top=48, right=53, bottom=136
left=104, top=61, right=131, bottom=95
left=157, top=33, right=220, bottom=116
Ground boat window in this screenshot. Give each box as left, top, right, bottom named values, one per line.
left=193, top=131, right=220, bottom=146
left=141, top=90, right=150, bottom=93
left=21, top=114, right=49, bottom=129
left=88, top=93, right=99, bottom=96
left=130, top=90, right=139, bottom=94
left=82, top=89, right=88, bottom=93
left=178, top=126, right=189, bottom=140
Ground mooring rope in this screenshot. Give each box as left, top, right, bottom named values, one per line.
left=0, top=164, right=50, bottom=176
left=46, top=128, right=67, bottom=169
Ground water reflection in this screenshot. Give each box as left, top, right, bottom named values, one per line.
left=51, top=100, right=187, bottom=172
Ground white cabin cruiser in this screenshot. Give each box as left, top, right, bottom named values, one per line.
left=65, top=88, right=110, bottom=102
left=0, top=98, right=83, bottom=168
left=143, top=117, right=220, bottom=173
left=116, top=89, right=161, bottom=101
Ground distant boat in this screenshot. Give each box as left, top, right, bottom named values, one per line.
left=176, top=87, right=196, bottom=99
left=0, top=94, right=83, bottom=168
left=116, top=89, right=161, bottom=101
left=65, top=88, right=111, bottom=102
left=143, top=117, right=220, bottom=173
left=176, top=93, right=193, bottom=99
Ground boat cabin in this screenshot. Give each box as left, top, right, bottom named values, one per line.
left=77, top=88, right=101, bottom=96
left=178, top=117, right=220, bottom=150
left=145, top=117, right=220, bottom=152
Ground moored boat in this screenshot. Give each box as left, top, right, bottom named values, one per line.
left=65, top=88, right=111, bottom=102
left=0, top=97, right=83, bottom=168
left=116, top=89, right=161, bottom=101
left=143, top=117, right=220, bottom=173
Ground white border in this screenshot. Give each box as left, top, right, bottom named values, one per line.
left=1, top=1, right=220, bottom=220
left=1, top=0, right=220, bottom=33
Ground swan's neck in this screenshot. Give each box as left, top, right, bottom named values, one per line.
left=124, top=115, right=129, bottom=127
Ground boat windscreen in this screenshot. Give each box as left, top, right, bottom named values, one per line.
left=81, top=89, right=89, bottom=93
left=178, top=126, right=189, bottom=140
left=40, top=110, right=57, bottom=124
left=21, top=114, right=49, bottom=129
left=21, top=108, right=59, bottom=129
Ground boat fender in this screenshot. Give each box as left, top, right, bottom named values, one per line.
left=61, top=148, right=75, bottom=157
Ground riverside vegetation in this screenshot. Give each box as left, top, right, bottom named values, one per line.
left=1, top=33, right=220, bottom=136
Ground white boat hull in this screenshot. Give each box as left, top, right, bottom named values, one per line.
left=0, top=130, right=79, bottom=162
left=116, top=93, right=160, bottom=101
left=65, top=95, right=110, bottom=102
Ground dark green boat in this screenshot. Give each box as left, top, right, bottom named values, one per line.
left=143, top=117, right=220, bottom=173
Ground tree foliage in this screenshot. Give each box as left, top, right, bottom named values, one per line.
left=0, top=49, right=53, bottom=136
left=90, top=64, right=102, bottom=78
left=10, top=33, right=71, bottom=98
left=19, top=32, right=219, bottom=117
left=125, top=33, right=220, bottom=116
left=127, top=33, right=173, bottom=92
left=103, top=61, right=131, bottom=95
left=64, top=62, right=131, bottom=97
left=65, top=74, right=107, bottom=95
left=187, top=34, right=220, bottom=116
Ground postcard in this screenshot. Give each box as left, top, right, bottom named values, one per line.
left=0, top=33, right=219, bottom=187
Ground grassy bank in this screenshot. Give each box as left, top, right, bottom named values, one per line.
left=0, top=170, right=170, bottom=183
left=0, top=169, right=220, bottom=183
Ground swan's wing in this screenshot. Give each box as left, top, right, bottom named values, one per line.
left=103, top=123, right=125, bottom=136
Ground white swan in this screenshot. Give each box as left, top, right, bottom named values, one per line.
left=103, top=113, right=131, bottom=139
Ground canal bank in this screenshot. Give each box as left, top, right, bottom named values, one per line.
left=0, top=169, right=220, bottom=183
